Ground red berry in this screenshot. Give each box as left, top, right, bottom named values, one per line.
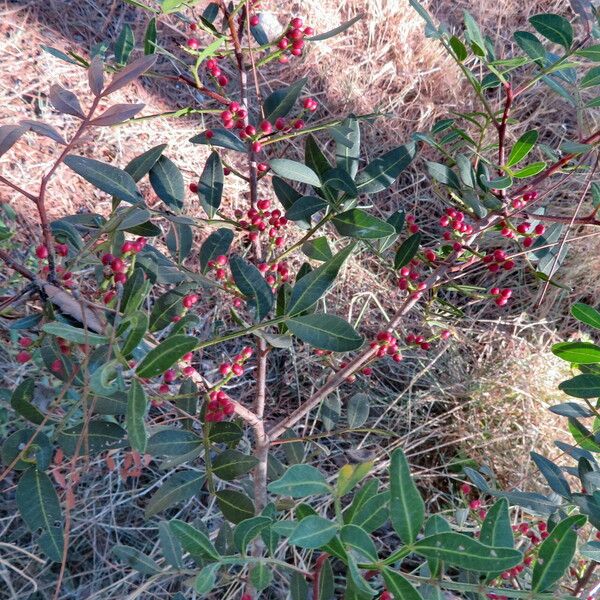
left=187, top=38, right=200, bottom=50
left=114, top=272, right=127, bottom=285
left=111, top=258, right=125, bottom=273
left=189, top=182, right=198, bottom=193
left=217, top=75, right=228, bottom=87
left=277, top=38, right=289, bottom=50
left=56, top=243, right=69, bottom=256
left=290, top=17, right=303, bottom=28
left=460, top=483, right=472, bottom=494
left=182, top=366, right=196, bottom=377
left=249, top=15, right=260, bottom=26
left=534, top=224, right=545, bottom=235
left=121, top=241, right=135, bottom=254
left=50, top=358, right=62, bottom=373
left=304, top=26, right=315, bottom=35
left=260, top=120, right=273, bottom=134
left=441, top=330, right=451, bottom=340
left=159, top=384, right=170, bottom=394
left=251, top=141, right=262, bottom=153
left=232, top=363, right=244, bottom=377
left=19, top=337, right=33, bottom=348
left=36, top=245, right=49, bottom=259
left=219, top=363, right=232, bottom=376
left=182, top=294, right=198, bottom=309
left=101, top=253, right=114, bottom=266
left=205, top=130, right=214, bottom=139
left=469, top=499, right=481, bottom=510
left=275, top=117, right=286, bottom=130
left=380, top=592, right=392, bottom=600
left=16, top=350, right=31, bottom=363
left=103, top=291, right=116, bottom=304
left=257, top=199, right=270, bottom=211
left=293, top=119, right=304, bottom=130
left=163, top=369, right=177, bottom=384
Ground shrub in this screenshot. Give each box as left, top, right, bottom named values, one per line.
left=0, top=0, right=599, bottom=598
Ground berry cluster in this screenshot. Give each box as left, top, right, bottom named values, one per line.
left=482, top=249, right=515, bottom=273
left=397, top=260, right=427, bottom=296
left=203, top=57, right=229, bottom=88
left=370, top=331, right=403, bottom=362
left=275, top=17, right=315, bottom=63
left=510, top=190, right=539, bottom=211
left=218, top=346, right=253, bottom=379
left=258, top=261, right=290, bottom=288
left=490, top=287, right=512, bottom=307
left=235, top=199, right=288, bottom=246
left=157, top=354, right=196, bottom=396
left=205, top=390, right=235, bottom=422
left=100, top=238, right=146, bottom=304
left=405, top=332, right=431, bottom=351
left=440, top=207, right=474, bottom=240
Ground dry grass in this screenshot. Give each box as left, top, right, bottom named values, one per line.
left=0, top=0, right=599, bottom=597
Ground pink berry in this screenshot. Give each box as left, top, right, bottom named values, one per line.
left=163, top=369, right=177, bottom=384
left=187, top=38, right=200, bottom=50
left=249, top=15, right=260, bottom=27
left=36, top=245, right=49, bottom=259
left=232, top=363, right=244, bottom=377
left=460, top=483, right=472, bottom=494
left=111, top=258, right=125, bottom=273
left=16, top=350, right=31, bottom=363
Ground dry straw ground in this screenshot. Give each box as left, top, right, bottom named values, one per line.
left=0, top=0, right=597, bottom=597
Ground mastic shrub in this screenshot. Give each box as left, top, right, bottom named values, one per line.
left=0, top=1, right=599, bottom=598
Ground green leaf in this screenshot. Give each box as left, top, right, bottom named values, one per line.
left=532, top=515, right=586, bottom=592
left=571, top=303, right=600, bottom=329
left=118, top=310, right=149, bottom=356
left=197, top=150, right=223, bottom=217
left=149, top=287, right=188, bottom=332
left=115, top=24, right=134, bottom=65
left=347, top=393, right=370, bottom=428
left=389, top=448, right=424, bottom=544
left=208, top=421, right=244, bottom=445
left=250, top=561, right=272, bottom=591
left=126, top=380, right=148, bottom=453
left=568, top=418, right=600, bottom=451
left=230, top=255, right=274, bottom=321
left=190, top=127, right=247, bottom=152
left=552, top=341, right=600, bottom=364
left=147, top=430, right=202, bottom=456
left=144, top=18, right=157, bottom=54
left=332, top=209, right=395, bottom=239
left=423, top=515, right=452, bottom=577
left=323, top=166, right=360, bottom=197
left=286, top=196, right=327, bottom=221
left=194, top=563, right=220, bottom=594
left=2, top=428, right=52, bottom=471
left=347, top=553, right=376, bottom=596
left=558, top=373, right=600, bottom=398
left=136, top=335, right=198, bottom=378
left=11, top=379, right=44, bottom=425
left=104, top=54, right=157, bottom=95
left=480, top=174, right=513, bottom=190
left=270, top=159, right=321, bottom=187
left=336, top=462, right=373, bottom=497
left=149, top=155, right=184, bottom=209
left=355, top=142, right=417, bottom=194
left=290, top=571, right=309, bottom=600
left=199, top=228, right=233, bottom=272
left=576, top=44, right=600, bottom=61
left=42, top=322, right=108, bottom=346
left=335, top=117, right=360, bottom=178
left=426, top=161, right=461, bottom=190
left=263, top=79, right=307, bottom=122
left=57, top=421, right=127, bottom=456
left=125, top=144, right=167, bottom=183
left=289, top=516, right=339, bottom=549
left=302, top=236, right=333, bottom=261
left=506, top=130, right=538, bottom=167
left=49, top=85, right=84, bottom=118
left=306, top=14, right=363, bottom=41
left=158, top=520, right=183, bottom=568
left=212, top=450, right=259, bottom=481
left=340, top=524, right=378, bottom=561
left=113, top=545, right=160, bottom=574
left=288, top=313, right=363, bottom=352
left=145, top=471, right=205, bottom=518
left=233, top=516, right=272, bottom=552
left=348, top=490, right=389, bottom=532
left=169, top=519, right=220, bottom=561
left=382, top=568, right=423, bottom=600
left=394, top=233, right=422, bottom=269
left=216, top=490, right=255, bottom=523
left=273, top=176, right=301, bottom=210
left=64, top=155, right=142, bottom=204
left=463, top=11, right=485, bottom=56
left=514, top=31, right=546, bottom=61
left=580, top=541, right=600, bottom=561
left=449, top=35, right=468, bottom=61
left=480, top=498, right=513, bottom=547
left=512, top=162, right=546, bottom=178
left=581, top=66, right=600, bottom=88
left=17, top=467, right=62, bottom=532
left=287, top=243, right=355, bottom=315
left=530, top=452, right=571, bottom=498
left=529, top=13, right=573, bottom=49
left=268, top=464, right=330, bottom=497
left=413, top=533, right=522, bottom=572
